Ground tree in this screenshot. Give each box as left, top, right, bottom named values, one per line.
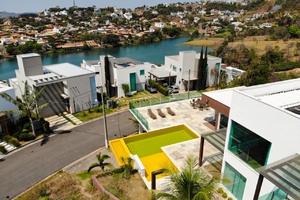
left=154, top=155, right=216, bottom=200
left=122, top=83, right=130, bottom=97
left=0, top=81, right=49, bottom=136
left=104, top=55, right=111, bottom=97
left=87, top=153, right=113, bottom=173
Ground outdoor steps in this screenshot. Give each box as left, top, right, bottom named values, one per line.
left=45, top=113, right=82, bottom=133
left=0, top=140, right=17, bottom=152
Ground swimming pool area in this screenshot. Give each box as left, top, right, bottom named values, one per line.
left=109, top=124, right=199, bottom=181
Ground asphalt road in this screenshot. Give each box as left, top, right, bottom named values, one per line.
left=0, top=110, right=136, bottom=199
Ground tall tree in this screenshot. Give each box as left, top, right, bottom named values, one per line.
left=87, top=153, right=113, bottom=173
left=154, top=155, right=216, bottom=200
left=197, top=47, right=208, bottom=91
left=104, top=55, right=111, bottom=97
left=0, top=81, right=49, bottom=136
left=196, top=47, right=204, bottom=90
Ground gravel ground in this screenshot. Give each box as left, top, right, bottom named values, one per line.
left=62, top=147, right=119, bottom=174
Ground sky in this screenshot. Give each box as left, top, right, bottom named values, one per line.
left=0, top=0, right=182, bottom=13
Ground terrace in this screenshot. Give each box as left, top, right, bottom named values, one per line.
left=127, top=97, right=222, bottom=190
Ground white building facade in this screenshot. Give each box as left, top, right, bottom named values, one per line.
left=9, top=53, right=96, bottom=117
left=220, top=79, right=300, bottom=199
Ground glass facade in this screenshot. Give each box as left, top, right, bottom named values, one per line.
left=228, top=121, right=271, bottom=169
left=89, top=77, right=97, bottom=106
left=224, top=162, right=246, bottom=200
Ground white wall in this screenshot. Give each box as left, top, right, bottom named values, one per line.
left=222, top=89, right=300, bottom=199
left=66, top=75, right=94, bottom=113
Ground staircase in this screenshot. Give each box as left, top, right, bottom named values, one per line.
left=45, top=112, right=83, bottom=134
left=0, top=140, right=17, bottom=158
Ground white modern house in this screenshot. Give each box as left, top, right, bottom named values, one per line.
left=9, top=53, right=97, bottom=117
left=82, top=56, right=155, bottom=98
left=149, top=50, right=222, bottom=91
left=200, top=79, right=300, bottom=200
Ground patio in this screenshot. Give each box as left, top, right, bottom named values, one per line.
left=136, top=99, right=215, bottom=134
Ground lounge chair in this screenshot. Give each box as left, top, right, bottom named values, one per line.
left=157, top=108, right=166, bottom=118
left=166, top=107, right=175, bottom=116
left=147, top=109, right=157, bottom=119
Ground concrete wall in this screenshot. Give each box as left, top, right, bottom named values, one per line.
left=17, top=53, right=43, bottom=77
left=66, top=75, right=94, bottom=113
left=222, top=89, right=300, bottom=199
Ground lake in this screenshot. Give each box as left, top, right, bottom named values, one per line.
left=0, top=37, right=210, bottom=82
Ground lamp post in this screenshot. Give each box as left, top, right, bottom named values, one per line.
left=98, top=62, right=109, bottom=148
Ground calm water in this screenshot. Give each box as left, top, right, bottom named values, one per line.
left=0, top=37, right=209, bottom=82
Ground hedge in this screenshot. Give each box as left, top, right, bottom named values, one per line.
left=149, top=79, right=169, bottom=96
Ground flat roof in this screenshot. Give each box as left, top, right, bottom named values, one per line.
left=113, top=57, right=144, bottom=69
left=201, top=128, right=227, bottom=153
left=18, top=53, right=40, bottom=58
left=202, top=87, right=245, bottom=107
left=149, top=68, right=177, bottom=78
left=44, top=63, right=94, bottom=77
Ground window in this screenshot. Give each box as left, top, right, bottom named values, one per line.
left=140, top=69, right=145, bottom=76
left=228, top=120, right=271, bottom=169
left=223, top=162, right=246, bottom=200
left=173, top=65, right=177, bottom=72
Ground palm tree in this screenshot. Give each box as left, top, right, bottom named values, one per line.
left=122, top=83, right=130, bottom=97
left=0, top=81, right=49, bottom=136
left=154, top=155, right=216, bottom=200
left=87, top=153, right=114, bottom=173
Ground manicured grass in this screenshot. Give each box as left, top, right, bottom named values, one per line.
left=125, top=129, right=198, bottom=158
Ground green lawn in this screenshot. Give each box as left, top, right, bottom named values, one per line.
left=125, top=130, right=197, bottom=158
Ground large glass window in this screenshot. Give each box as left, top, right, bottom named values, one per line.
left=228, top=121, right=271, bottom=169
left=224, top=162, right=246, bottom=200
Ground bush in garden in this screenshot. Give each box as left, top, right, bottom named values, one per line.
left=217, top=187, right=224, bottom=194
left=222, top=192, right=228, bottom=198
left=3, top=135, right=13, bottom=143
left=9, top=138, right=20, bottom=147
left=0, top=145, right=7, bottom=154
left=12, top=132, right=21, bottom=140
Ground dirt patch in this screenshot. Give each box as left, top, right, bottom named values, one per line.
left=98, top=173, right=152, bottom=200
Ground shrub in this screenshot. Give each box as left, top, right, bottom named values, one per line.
left=228, top=197, right=233, bottom=200
left=23, top=122, right=32, bottom=130
left=0, top=145, right=7, bottom=154
left=3, top=135, right=13, bottom=143
left=217, top=187, right=224, bottom=194
left=12, top=132, right=21, bottom=140
left=222, top=192, right=228, bottom=198
left=9, top=138, right=21, bottom=147
left=19, top=133, right=36, bottom=141
left=19, top=133, right=28, bottom=141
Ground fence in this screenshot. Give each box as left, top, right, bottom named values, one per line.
left=129, top=102, right=149, bottom=130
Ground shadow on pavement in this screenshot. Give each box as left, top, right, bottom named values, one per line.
left=58, top=130, right=72, bottom=134
left=40, top=135, right=49, bottom=146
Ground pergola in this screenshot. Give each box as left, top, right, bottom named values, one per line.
left=253, top=153, right=300, bottom=200
left=198, top=128, right=227, bottom=166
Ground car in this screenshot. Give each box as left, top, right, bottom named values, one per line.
left=146, top=84, right=157, bottom=93
left=168, top=85, right=179, bottom=93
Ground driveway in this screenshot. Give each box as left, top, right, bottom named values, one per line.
left=0, top=110, right=136, bottom=199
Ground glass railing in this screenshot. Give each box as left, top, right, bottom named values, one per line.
left=130, top=91, right=202, bottom=109
left=258, top=188, right=288, bottom=200
left=129, top=102, right=149, bottom=130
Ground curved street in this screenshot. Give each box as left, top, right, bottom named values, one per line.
left=0, top=110, right=136, bottom=199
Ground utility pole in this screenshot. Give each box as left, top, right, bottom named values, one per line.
left=101, top=86, right=109, bottom=148
left=188, top=69, right=191, bottom=99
